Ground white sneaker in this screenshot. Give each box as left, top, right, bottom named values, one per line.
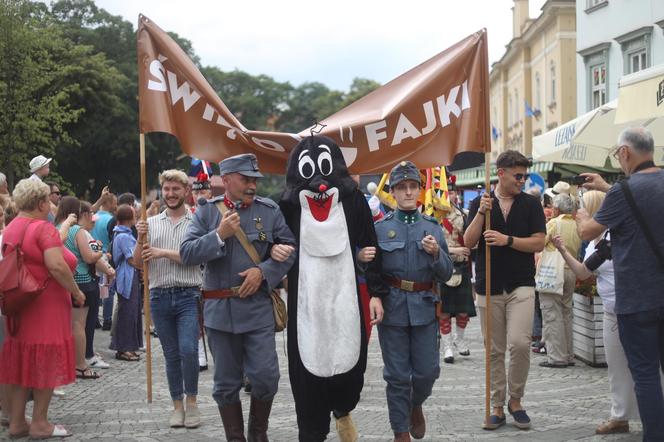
left=87, top=355, right=110, bottom=369
left=454, top=337, right=470, bottom=356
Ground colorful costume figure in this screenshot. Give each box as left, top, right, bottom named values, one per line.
left=279, top=135, right=386, bottom=442
left=438, top=179, right=477, bottom=364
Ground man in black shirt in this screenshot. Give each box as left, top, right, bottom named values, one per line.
left=464, top=150, right=546, bottom=431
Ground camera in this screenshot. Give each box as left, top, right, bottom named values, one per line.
left=584, top=238, right=612, bottom=271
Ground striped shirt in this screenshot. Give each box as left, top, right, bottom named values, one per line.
left=146, top=211, right=202, bottom=289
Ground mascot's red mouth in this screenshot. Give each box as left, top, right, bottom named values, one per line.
left=305, top=194, right=334, bottom=222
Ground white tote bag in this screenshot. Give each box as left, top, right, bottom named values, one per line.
left=535, top=221, right=565, bottom=295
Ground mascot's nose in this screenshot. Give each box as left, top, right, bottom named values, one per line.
left=308, top=177, right=329, bottom=193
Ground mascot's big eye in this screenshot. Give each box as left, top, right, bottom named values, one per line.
left=317, top=152, right=333, bottom=176
left=298, top=155, right=315, bottom=179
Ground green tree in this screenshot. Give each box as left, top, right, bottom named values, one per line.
left=341, top=77, right=381, bottom=108
left=0, top=0, right=83, bottom=188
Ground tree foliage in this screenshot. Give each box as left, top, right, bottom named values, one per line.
left=0, top=0, right=381, bottom=198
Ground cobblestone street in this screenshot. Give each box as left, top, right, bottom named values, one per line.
left=5, top=318, right=643, bottom=441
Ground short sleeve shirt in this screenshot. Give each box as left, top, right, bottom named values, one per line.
left=468, top=192, right=546, bottom=295
left=594, top=171, right=664, bottom=314
left=112, top=227, right=136, bottom=298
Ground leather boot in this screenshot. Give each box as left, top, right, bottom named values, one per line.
left=219, top=403, right=246, bottom=442
left=247, top=398, right=272, bottom=442
left=393, top=432, right=411, bottom=442
left=409, top=405, right=425, bottom=439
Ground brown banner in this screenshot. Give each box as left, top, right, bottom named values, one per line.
left=138, top=14, right=491, bottom=174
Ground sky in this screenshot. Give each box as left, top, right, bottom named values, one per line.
left=94, top=0, right=547, bottom=91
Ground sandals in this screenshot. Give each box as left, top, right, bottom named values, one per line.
left=29, top=424, right=72, bottom=439
left=115, top=351, right=140, bottom=362
left=75, top=367, right=100, bottom=379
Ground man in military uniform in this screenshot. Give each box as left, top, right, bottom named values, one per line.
left=373, top=161, right=453, bottom=442
left=180, top=153, right=296, bottom=442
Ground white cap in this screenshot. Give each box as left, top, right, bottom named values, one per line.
left=552, top=181, right=570, bottom=195
left=29, top=155, right=52, bottom=173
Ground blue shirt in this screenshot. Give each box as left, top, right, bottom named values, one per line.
left=91, top=210, right=113, bottom=252
left=112, top=225, right=136, bottom=299
left=594, top=170, right=664, bottom=315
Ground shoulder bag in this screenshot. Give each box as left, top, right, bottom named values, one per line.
left=619, top=179, right=664, bottom=271
left=0, top=220, right=51, bottom=322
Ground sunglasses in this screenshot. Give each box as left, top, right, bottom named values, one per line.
left=51, top=191, right=61, bottom=196
left=506, top=172, right=530, bottom=182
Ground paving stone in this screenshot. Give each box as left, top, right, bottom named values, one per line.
left=3, top=318, right=644, bottom=441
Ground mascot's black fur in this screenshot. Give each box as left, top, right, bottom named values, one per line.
left=280, top=135, right=386, bottom=441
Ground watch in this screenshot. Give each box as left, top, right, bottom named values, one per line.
left=506, top=236, right=514, bottom=247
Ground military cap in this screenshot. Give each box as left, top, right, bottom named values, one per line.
left=219, top=153, right=263, bottom=178
left=389, top=160, right=421, bottom=188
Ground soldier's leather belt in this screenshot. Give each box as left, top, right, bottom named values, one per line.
left=202, top=287, right=241, bottom=299
left=385, top=277, right=433, bottom=292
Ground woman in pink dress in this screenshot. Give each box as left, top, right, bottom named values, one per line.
left=0, top=179, right=85, bottom=439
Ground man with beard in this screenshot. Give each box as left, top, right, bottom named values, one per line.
left=134, top=170, right=203, bottom=429
left=180, top=154, right=296, bottom=441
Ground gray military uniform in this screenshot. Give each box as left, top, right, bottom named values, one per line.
left=375, top=162, right=453, bottom=435
left=180, top=194, right=296, bottom=407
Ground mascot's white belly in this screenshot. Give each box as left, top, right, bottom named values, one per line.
left=297, top=188, right=360, bottom=377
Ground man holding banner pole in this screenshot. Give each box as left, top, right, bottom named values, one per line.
left=464, top=150, right=546, bottom=430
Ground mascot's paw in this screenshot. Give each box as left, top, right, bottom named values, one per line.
left=336, top=414, right=359, bottom=442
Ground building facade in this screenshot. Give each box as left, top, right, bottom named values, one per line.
left=577, top=0, right=664, bottom=115
left=490, top=0, right=577, bottom=157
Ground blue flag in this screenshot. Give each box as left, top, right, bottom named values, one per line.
left=525, top=100, right=536, bottom=118
left=491, top=125, right=500, bottom=141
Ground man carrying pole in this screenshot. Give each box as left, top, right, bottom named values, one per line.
left=464, top=150, right=546, bottom=430
left=134, top=169, right=203, bottom=428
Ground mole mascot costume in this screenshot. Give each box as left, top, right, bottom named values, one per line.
left=280, top=135, right=387, bottom=442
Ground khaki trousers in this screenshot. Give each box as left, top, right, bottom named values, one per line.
left=477, top=286, right=534, bottom=407
left=540, top=268, right=577, bottom=365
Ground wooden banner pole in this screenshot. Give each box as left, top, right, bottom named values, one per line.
left=139, top=133, right=153, bottom=403
left=483, top=152, right=492, bottom=424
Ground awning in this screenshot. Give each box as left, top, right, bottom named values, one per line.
left=615, top=64, right=664, bottom=123
left=454, top=161, right=553, bottom=187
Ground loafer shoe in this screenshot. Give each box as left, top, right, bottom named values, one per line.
left=482, top=414, right=506, bottom=430
left=596, top=420, right=629, bottom=434
left=507, top=405, right=531, bottom=430
left=539, top=361, right=567, bottom=368
left=169, top=409, right=185, bottom=428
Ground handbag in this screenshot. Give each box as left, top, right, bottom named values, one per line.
left=215, top=202, right=288, bottom=332
left=535, top=222, right=565, bottom=295
left=0, top=220, right=50, bottom=320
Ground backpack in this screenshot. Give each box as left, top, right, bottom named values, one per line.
left=0, top=220, right=51, bottom=325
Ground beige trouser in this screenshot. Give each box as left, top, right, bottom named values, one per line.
left=477, top=286, right=535, bottom=407
left=539, top=268, right=577, bottom=365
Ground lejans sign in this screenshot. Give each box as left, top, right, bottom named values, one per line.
left=137, top=15, right=491, bottom=174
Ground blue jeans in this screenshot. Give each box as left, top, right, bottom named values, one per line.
left=617, top=307, right=664, bottom=441
left=150, top=286, right=201, bottom=401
